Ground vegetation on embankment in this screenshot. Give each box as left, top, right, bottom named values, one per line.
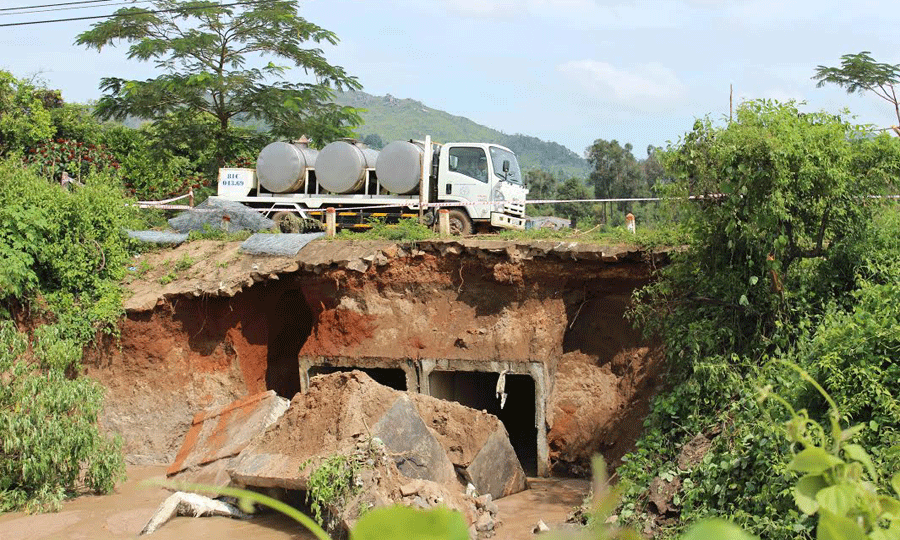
left=0, top=160, right=136, bottom=511
left=614, top=101, right=900, bottom=539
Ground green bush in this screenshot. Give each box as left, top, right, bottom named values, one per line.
left=0, top=159, right=134, bottom=511
left=0, top=321, right=125, bottom=512
left=617, top=102, right=900, bottom=538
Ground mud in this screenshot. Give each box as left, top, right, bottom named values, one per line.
left=0, top=467, right=312, bottom=540
left=0, top=467, right=589, bottom=540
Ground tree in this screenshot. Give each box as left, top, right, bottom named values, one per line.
left=362, top=133, right=384, bottom=149
left=0, top=71, right=54, bottom=157
left=585, top=139, right=646, bottom=199
left=617, top=100, right=900, bottom=540
left=523, top=169, right=558, bottom=201
left=554, top=177, right=593, bottom=224
left=813, top=51, right=900, bottom=136
left=76, top=0, right=362, bottom=167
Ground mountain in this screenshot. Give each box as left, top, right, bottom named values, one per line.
left=334, top=91, right=590, bottom=179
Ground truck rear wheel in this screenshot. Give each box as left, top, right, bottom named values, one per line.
left=271, top=211, right=301, bottom=233
left=447, top=209, right=473, bottom=236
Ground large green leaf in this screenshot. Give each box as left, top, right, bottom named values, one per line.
left=351, top=506, right=469, bottom=540
left=788, top=447, right=843, bottom=474
left=681, top=518, right=760, bottom=540
left=795, top=474, right=828, bottom=515
left=817, top=510, right=867, bottom=540
left=844, top=444, right=878, bottom=480
left=815, top=485, right=856, bottom=516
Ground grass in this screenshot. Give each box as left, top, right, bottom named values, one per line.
left=497, top=222, right=689, bottom=249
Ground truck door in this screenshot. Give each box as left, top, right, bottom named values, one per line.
left=442, top=146, right=492, bottom=219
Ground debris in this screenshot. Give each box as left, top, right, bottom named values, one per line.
left=533, top=519, right=550, bottom=533
left=125, top=230, right=189, bottom=245
left=476, top=512, right=495, bottom=532
left=168, top=197, right=274, bottom=233
left=167, top=391, right=290, bottom=488
left=240, top=232, right=324, bottom=257
left=140, top=492, right=250, bottom=535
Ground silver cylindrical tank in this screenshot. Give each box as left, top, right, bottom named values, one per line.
left=376, top=140, right=425, bottom=195
left=315, top=141, right=378, bottom=194
left=256, top=141, right=318, bottom=193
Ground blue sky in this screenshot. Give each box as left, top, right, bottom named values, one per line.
left=1, top=0, right=899, bottom=158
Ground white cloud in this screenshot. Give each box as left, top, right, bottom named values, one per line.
left=557, top=60, right=687, bottom=110
left=434, top=0, right=681, bottom=27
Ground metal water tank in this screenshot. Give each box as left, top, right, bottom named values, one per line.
left=256, top=141, right=318, bottom=193
left=376, top=140, right=425, bottom=195
left=316, top=141, right=378, bottom=194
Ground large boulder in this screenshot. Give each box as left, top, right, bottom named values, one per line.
left=410, top=394, right=527, bottom=499
left=167, top=390, right=290, bottom=487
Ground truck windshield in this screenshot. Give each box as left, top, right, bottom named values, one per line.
left=489, top=147, right=522, bottom=184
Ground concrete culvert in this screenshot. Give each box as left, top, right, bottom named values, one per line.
left=429, top=371, right=538, bottom=476
left=309, top=366, right=408, bottom=391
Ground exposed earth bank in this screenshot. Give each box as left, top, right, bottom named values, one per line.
left=86, top=238, right=667, bottom=475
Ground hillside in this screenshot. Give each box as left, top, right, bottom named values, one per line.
left=334, top=91, right=590, bottom=178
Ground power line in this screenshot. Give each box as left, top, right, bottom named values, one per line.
left=0, top=0, right=271, bottom=27
left=0, top=0, right=114, bottom=13
left=1, top=0, right=153, bottom=17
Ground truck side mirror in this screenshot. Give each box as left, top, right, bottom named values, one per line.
left=502, top=160, right=510, bottom=173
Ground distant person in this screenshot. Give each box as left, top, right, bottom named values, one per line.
left=463, top=158, right=488, bottom=182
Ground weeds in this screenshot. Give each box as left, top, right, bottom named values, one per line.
left=335, top=217, right=435, bottom=242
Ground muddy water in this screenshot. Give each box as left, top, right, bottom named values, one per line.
left=0, top=467, right=589, bottom=539
left=0, top=467, right=313, bottom=540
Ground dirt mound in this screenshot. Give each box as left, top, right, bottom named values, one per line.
left=230, top=372, right=525, bottom=500
left=548, top=347, right=664, bottom=473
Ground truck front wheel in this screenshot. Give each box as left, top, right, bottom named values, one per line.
left=447, top=209, right=473, bottom=236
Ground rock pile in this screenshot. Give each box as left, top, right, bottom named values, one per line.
left=163, top=371, right=526, bottom=538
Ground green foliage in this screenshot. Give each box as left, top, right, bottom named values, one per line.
left=304, top=453, right=364, bottom=530
left=0, top=160, right=136, bottom=303
left=76, top=0, right=362, bottom=165
left=0, top=71, right=54, bottom=157
left=813, top=52, right=900, bottom=132
left=617, top=102, right=900, bottom=539
left=186, top=225, right=253, bottom=242
left=764, top=365, right=900, bottom=540
left=554, top=177, right=594, bottom=223
left=0, top=321, right=125, bottom=512
left=586, top=139, right=647, bottom=199
left=174, top=253, right=195, bottom=272
left=336, top=217, right=436, bottom=242
left=23, top=138, right=119, bottom=182
left=0, top=159, right=132, bottom=511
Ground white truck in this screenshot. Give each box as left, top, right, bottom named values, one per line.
left=214, top=136, right=528, bottom=235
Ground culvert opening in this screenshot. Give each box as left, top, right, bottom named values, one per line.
left=429, top=371, right=538, bottom=476
left=266, top=288, right=314, bottom=399
left=309, top=366, right=408, bottom=391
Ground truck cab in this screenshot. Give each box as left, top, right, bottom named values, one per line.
left=439, top=143, right=528, bottom=230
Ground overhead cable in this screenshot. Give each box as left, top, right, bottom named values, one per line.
left=1, top=1, right=153, bottom=17
left=0, top=0, right=114, bottom=13
left=0, top=0, right=270, bottom=27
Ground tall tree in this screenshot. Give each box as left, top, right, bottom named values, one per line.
left=76, top=0, right=362, bottom=166
left=813, top=51, right=900, bottom=136
left=585, top=139, right=645, bottom=199
left=523, top=169, right=558, bottom=201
